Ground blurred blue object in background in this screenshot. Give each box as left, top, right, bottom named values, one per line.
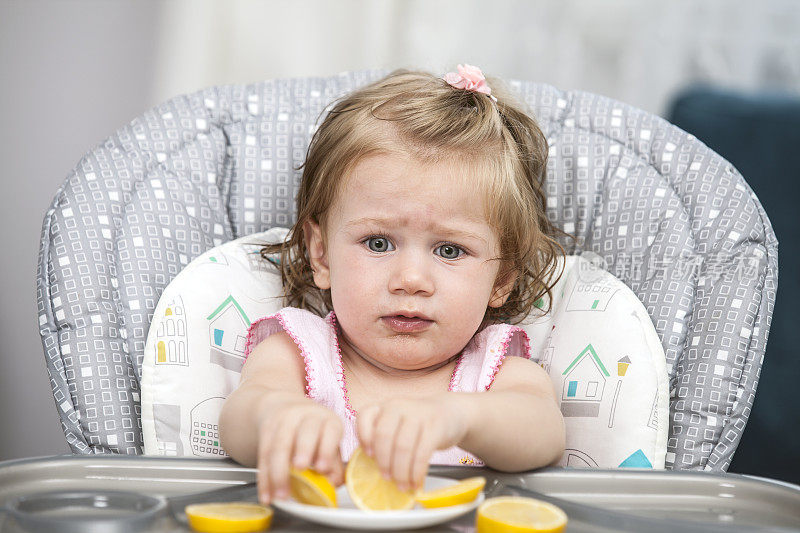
left=668, top=86, right=800, bottom=485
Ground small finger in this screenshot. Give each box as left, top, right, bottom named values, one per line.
left=391, top=418, right=422, bottom=491
left=256, top=421, right=278, bottom=504
left=411, top=429, right=436, bottom=490
left=314, top=418, right=343, bottom=474
left=268, top=417, right=301, bottom=500
left=292, top=417, right=323, bottom=471
left=329, top=453, right=345, bottom=487
left=356, top=404, right=380, bottom=456
left=373, top=410, right=402, bottom=479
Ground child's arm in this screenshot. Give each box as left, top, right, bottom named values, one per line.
left=219, top=331, right=344, bottom=504
left=356, top=356, right=564, bottom=491
left=451, top=356, right=565, bottom=470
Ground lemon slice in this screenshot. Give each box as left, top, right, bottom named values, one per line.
left=475, top=496, right=567, bottom=533
left=415, top=476, right=486, bottom=508
left=185, top=502, right=273, bottom=533
left=289, top=467, right=337, bottom=507
left=345, top=447, right=416, bottom=511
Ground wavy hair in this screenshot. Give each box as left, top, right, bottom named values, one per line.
left=261, top=69, right=571, bottom=324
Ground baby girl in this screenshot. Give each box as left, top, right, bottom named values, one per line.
left=219, top=64, right=567, bottom=505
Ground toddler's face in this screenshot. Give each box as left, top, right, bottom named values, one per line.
left=306, top=151, right=513, bottom=371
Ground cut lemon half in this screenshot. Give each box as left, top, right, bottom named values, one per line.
left=345, top=447, right=416, bottom=511
left=289, top=467, right=337, bottom=507
left=185, top=502, right=273, bottom=533
left=415, top=476, right=486, bottom=508
left=475, top=496, right=567, bottom=533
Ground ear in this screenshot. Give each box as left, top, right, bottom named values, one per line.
left=304, top=219, right=331, bottom=290
left=488, top=269, right=517, bottom=308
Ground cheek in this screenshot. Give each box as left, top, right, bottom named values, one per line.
left=438, top=264, right=498, bottom=313
left=327, top=250, right=378, bottom=314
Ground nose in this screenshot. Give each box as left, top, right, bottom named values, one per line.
left=388, top=251, right=434, bottom=296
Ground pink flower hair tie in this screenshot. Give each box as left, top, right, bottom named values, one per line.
left=442, top=63, right=498, bottom=102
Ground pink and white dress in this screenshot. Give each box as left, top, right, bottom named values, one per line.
left=244, top=307, right=531, bottom=466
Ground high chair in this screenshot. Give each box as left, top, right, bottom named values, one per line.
left=37, top=69, right=777, bottom=474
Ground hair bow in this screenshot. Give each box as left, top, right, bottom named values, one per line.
left=442, top=64, right=497, bottom=102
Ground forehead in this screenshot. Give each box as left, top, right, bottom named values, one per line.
left=331, top=151, right=492, bottom=231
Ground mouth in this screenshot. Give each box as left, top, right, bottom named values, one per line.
left=381, top=313, right=434, bottom=333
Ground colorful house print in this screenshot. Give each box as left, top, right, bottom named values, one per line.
left=203, top=252, right=229, bottom=266
left=190, top=397, right=227, bottom=457
left=207, top=295, right=251, bottom=372
left=155, top=295, right=188, bottom=366
left=561, top=344, right=610, bottom=417
left=619, top=449, right=653, bottom=468
left=648, top=391, right=659, bottom=430
left=246, top=248, right=274, bottom=272
left=565, top=276, right=620, bottom=312
left=563, top=448, right=599, bottom=468
left=608, top=355, right=632, bottom=429
left=153, top=403, right=183, bottom=456
left=539, top=325, right=557, bottom=374
left=617, top=355, right=631, bottom=376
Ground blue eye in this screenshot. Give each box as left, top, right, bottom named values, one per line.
left=435, top=243, right=464, bottom=260
left=366, top=236, right=394, bottom=253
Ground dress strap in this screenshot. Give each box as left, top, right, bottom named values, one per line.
left=450, top=324, right=531, bottom=393
left=244, top=308, right=341, bottom=406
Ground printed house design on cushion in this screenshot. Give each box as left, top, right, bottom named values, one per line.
left=648, top=392, right=659, bottom=430
left=203, top=252, right=229, bottom=266
left=619, top=449, right=653, bottom=468
left=246, top=248, right=275, bottom=273
left=191, top=397, right=227, bottom=457
left=539, top=325, right=557, bottom=374
left=207, top=295, right=251, bottom=372
left=608, top=356, right=632, bottom=429
left=155, top=296, right=188, bottom=366
left=565, top=275, right=620, bottom=312
left=563, top=447, right=653, bottom=469
left=563, top=448, right=599, bottom=468
left=561, top=344, right=610, bottom=417
left=153, top=403, right=183, bottom=456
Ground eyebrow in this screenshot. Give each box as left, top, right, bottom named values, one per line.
left=344, top=216, right=489, bottom=245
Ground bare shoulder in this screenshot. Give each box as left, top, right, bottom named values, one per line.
left=490, top=356, right=556, bottom=399
left=240, top=331, right=307, bottom=393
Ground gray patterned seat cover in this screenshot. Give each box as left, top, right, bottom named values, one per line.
left=37, top=70, right=777, bottom=471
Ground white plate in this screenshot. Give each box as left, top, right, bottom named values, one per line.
left=272, top=475, right=483, bottom=531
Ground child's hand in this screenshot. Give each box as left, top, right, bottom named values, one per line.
left=356, top=395, right=468, bottom=491
left=256, top=399, right=344, bottom=504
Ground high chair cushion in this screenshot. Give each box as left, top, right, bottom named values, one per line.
left=140, top=230, right=669, bottom=469
left=38, top=69, right=777, bottom=472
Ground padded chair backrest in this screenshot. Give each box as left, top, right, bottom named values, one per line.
left=37, top=70, right=777, bottom=471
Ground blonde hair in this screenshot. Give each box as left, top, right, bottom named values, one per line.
left=261, top=69, right=569, bottom=324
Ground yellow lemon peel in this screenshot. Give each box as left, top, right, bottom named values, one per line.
left=475, top=496, right=567, bottom=533
left=345, top=447, right=416, bottom=511
left=415, top=476, right=486, bottom=508
left=289, top=467, right=337, bottom=507
left=185, top=502, right=273, bottom=533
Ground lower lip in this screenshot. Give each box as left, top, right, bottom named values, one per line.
left=381, top=316, right=433, bottom=333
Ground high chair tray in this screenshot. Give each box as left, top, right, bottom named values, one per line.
left=0, top=455, right=797, bottom=532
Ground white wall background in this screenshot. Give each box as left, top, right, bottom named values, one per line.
left=151, top=0, right=800, bottom=116
left=1, top=0, right=798, bottom=461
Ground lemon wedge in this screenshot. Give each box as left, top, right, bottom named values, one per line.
left=289, top=467, right=337, bottom=507
left=185, top=502, right=273, bottom=533
left=345, top=447, right=416, bottom=511
left=475, top=496, right=567, bottom=533
left=415, top=476, right=486, bottom=508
